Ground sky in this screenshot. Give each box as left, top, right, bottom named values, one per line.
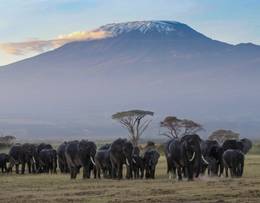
left=0, top=0, right=260, bottom=66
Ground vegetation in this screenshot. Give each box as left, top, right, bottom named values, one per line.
left=112, top=109, right=154, bottom=146
left=209, top=129, right=240, bottom=144
left=159, top=116, right=203, bottom=138
left=0, top=134, right=16, bottom=149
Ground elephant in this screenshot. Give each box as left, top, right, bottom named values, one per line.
left=95, top=147, right=112, bottom=179
left=65, top=140, right=97, bottom=179
left=164, top=140, right=177, bottom=179
left=8, top=143, right=37, bottom=174
left=110, top=138, right=134, bottom=180
left=39, top=149, right=57, bottom=174
left=57, top=142, right=69, bottom=173
left=0, top=153, right=9, bottom=173
left=223, top=149, right=244, bottom=178
left=36, top=143, right=53, bottom=172
left=200, top=140, right=223, bottom=176
left=143, top=148, right=160, bottom=179
left=132, top=146, right=144, bottom=179
left=167, top=134, right=203, bottom=181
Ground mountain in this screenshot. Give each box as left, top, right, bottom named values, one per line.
left=1, top=20, right=260, bottom=139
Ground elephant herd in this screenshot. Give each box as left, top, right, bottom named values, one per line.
left=0, top=135, right=252, bottom=181
left=164, top=135, right=252, bottom=180
left=0, top=138, right=160, bottom=180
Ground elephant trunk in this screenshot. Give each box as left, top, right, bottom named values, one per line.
left=195, top=148, right=202, bottom=178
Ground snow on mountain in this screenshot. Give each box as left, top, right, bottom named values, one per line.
left=96, top=21, right=180, bottom=35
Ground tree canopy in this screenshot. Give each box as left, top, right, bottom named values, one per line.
left=160, top=116, right=203, bottom=139
left=208, top=129, right=240, bottom=144
left=112, top=109, right=154, bottom=146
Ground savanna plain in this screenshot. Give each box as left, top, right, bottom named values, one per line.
left=0, top=143, right=260, bottom=203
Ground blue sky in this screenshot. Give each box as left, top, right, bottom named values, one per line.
left=0, top=0, right=260, bottom=65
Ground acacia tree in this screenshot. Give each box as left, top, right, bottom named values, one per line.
left=159, top=116, right=203, bottom=139
left=112, top=110, right=154, bottom=146
left=208, top=129, right=240, bottom=144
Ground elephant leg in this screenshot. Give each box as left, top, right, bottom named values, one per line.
left=225, top=167, right=228, bottom=177
left=118, top=164, right=123, bottom=180
left=177, top=167, right=182, bottom=181
left=111, top=162, right=117, bottom=179
left=151, top=169, right=155, bottom=179
left=21, top=162, right=26, bottom=174
left=15, top=164, right=19, bottom=174
left=187, top=164, right=193, bottom=181
left=28, top=162, right=31, bottom=174
left=71, top=167, right=77, bottom=179
left=140, top=168, right=144, bottom=179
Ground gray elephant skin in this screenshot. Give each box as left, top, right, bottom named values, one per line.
left=223, top=149, right=244, bottom=177
left=65, top=140, right=97, bottom=179
left=110, top=138, right=134, bottom=180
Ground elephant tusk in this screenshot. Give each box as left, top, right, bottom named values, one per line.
left=126, top=158, right=130, bottom=166
left=202, top=155, right=209, bottom=165
left=189, top=152, right=196, bottom=162
left=90, top=156, right=96, bottom=166
left=132, top=158, right=136, bottom=164
left=32, top=157, right=36, bottom=164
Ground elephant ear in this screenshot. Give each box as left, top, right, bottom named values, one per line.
left=240, top=138, right=252, bottom=154
left=155, top=151, right=160, bottom=159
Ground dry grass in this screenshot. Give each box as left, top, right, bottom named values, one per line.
left=0, top=155, right=260, bottom=203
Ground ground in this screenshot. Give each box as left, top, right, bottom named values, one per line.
left=0, top=154, right=260, bottom=203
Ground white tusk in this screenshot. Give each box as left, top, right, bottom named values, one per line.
left=90, top=156, right=96, bottom=166
left=132, top=158, right=136, bottom=164
left=189, top=152, right=195, bottom=162
left=32, top=157, right=36, bottom=164
left=202, top=155, right=209, bottom=165
left=126, top=158, right=130, bottom=166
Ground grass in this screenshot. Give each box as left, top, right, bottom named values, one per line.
left=0, top=154, right=260, bottom=203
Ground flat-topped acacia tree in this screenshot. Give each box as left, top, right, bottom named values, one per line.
left=112, top=110, right=154, bottom=146
left=160, top=116, right=203, bottom=139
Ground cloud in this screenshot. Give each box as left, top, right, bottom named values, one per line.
left=0, top=30, right=110, bottom=55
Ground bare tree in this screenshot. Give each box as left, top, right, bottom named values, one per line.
left=208, top=129, right=240, bottom=144
left=160, top=116, right=203, bottom=139
left=112, top=110, right=154, bottom=146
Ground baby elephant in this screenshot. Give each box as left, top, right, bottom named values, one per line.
left=223, top=149, right=244, bottom=178
left=143, top=148, right=160, bottom=179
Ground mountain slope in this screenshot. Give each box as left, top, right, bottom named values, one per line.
left=1, top=21, right=260, bottom=139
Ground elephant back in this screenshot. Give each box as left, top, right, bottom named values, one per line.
left=222, top=140, right=243, bottom=152
left=9, top=144, right=23, bottom=162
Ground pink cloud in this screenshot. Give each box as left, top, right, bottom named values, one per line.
left=0, top=30, right=110, bottom=55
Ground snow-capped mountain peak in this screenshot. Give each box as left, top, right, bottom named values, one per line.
left=95, top=20, right=190, bottom=36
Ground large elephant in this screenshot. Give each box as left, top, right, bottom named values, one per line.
left=110, top=138, right=134, bottom=180
left=8, top=143, right=37, bottom=174
left=95, top=145, right=112, bottom=179
left=39, top=149, right=57, bottom=174
left=65, top=140, right=97, bottom=179
left=143, top=148, right=160, bottom=179
left=0, top=153, right=9, bottom=173
left=223, top=149, right=244, bottom=177
left=57, top=142, right=69, bottom=173
left=167, top=134, right=203, bottom=181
